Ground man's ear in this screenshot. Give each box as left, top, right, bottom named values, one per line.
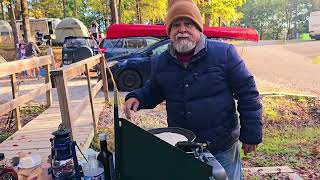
left=167, top=28, right=171, bottom=36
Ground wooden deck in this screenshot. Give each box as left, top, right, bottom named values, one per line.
left=0, top=98, right=106, bottom=160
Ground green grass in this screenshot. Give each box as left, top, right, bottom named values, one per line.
left=300, top=33, right=312, bottom=40
left=261, top=95, right=315, bottom=123
left=0, top=132, right=11, bottom=143
left=313, top=56, right=320, bottom=64
left=243, top=96, right=320, bottom=178
left=260, top=127, right=319, bottom=155
left=243, top=126, right=320, bottom=169
left=0, top=105, right=48, bottom=142
left=20, top=105, right=47, bottom=116
left=263, top=106, right=279, bottom=121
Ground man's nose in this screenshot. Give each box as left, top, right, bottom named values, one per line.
left=178, top=24, right=188, bottom=33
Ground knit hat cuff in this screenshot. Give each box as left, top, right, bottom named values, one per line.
left=167, top=15, right=203, bottom=34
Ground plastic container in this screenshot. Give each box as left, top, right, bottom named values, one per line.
left=40, top=67, right=45, bottom=77
left=82, top=154, right=105, bottom=180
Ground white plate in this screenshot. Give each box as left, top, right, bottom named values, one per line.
left=17, top=154, right=42, bottom=169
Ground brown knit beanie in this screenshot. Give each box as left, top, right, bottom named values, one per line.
left=166, top=0, right=203, bottom=34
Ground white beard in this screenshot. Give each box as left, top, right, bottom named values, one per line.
left=173, top=33, right=196, bottom=53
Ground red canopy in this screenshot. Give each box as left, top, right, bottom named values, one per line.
left=106, top=24, right=259, bottom=42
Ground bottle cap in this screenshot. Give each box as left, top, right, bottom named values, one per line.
left=98, top=133, right=106, bottom=141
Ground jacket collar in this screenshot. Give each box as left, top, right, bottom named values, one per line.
left=167, top=33, right=207, bottom=68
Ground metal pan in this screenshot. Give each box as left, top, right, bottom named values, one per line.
left=148, top=127, right=196, bottom=142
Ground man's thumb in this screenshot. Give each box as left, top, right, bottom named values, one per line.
left=133, top=101, right=139, bottom=111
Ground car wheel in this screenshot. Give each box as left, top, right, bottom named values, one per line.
left=117, top=69, right=142, bottom=91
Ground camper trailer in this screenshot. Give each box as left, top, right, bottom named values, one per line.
left=16, top=18, right=61, bottom=44
left=52, top=17, right=90, bottom=45
left=0, top=20, right=13, bottom=46
left=309, top=11, right=320, bottom=40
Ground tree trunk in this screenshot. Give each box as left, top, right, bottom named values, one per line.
left=15, top=0, right=21, bottom=20
left=287, top=13, right=292, bottom=39
left=21, top=0, right=32, bottom=43
left=1, top=2, right=5, bottom=20
left=259, top=23, right=264, bottom=40
left=63, top=0, right=67, bottom=18
left=8, top=1, right=19, bottom=59
left=204, top=13, right=211, bottom=27
left=110, top=0, right=118, bottom=24
left=118, top=0, right=121, bottom=23
left=104, top=18, right=107, bottom=28
left=73, top=0, right=77, bottom=17
left=135, top=0, right=142, bottom=23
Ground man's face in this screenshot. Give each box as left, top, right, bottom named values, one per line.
left=169, top=18, right=201, bottom=53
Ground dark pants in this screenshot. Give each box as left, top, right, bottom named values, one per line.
left=92, top=33, right=98, bottom=42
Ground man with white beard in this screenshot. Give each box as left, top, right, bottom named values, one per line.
left=123, top=0, right=263, bottom=179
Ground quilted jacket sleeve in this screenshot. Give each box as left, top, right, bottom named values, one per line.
left=125, top=57, right=165, bottom=109
left=226, top=44, right=263, bottom=145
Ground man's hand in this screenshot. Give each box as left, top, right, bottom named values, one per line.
left=123, top=97, right=140, bottom=119
left=242, top=144, right=257, bottom=156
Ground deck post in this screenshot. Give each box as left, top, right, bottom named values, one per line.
left=44, top=64, right=52, bottom=106
left=48, top=48, right=56, bottom=70
left=85, top=64, right=97, bottom=134
left=100, top=56, right=109, bottom=103
left=10, top=73, right=21, bottom=130
left=54, top=71, right=74, bottom=139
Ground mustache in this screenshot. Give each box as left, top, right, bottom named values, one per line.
left=176, top=33, right=192, bottom=39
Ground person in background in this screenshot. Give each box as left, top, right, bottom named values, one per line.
left=18, top=42, right=28, bottom=77
left=25, top=39, right=41, bottom=79
left=18, top=42, right=27, bottom=60
left=90, top=21, right=99, bottom=42
left=123, top=0, right=263, bottom=179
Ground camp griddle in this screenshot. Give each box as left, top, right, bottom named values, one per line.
left=147, top=127, right=196, bottom=142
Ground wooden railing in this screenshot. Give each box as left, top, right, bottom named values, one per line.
left=0, top=53, right=54, bottom=130
left=51, top=54, right=109, bottom=139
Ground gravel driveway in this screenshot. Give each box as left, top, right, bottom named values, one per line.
left=236, top=40, right=320, bottom=96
